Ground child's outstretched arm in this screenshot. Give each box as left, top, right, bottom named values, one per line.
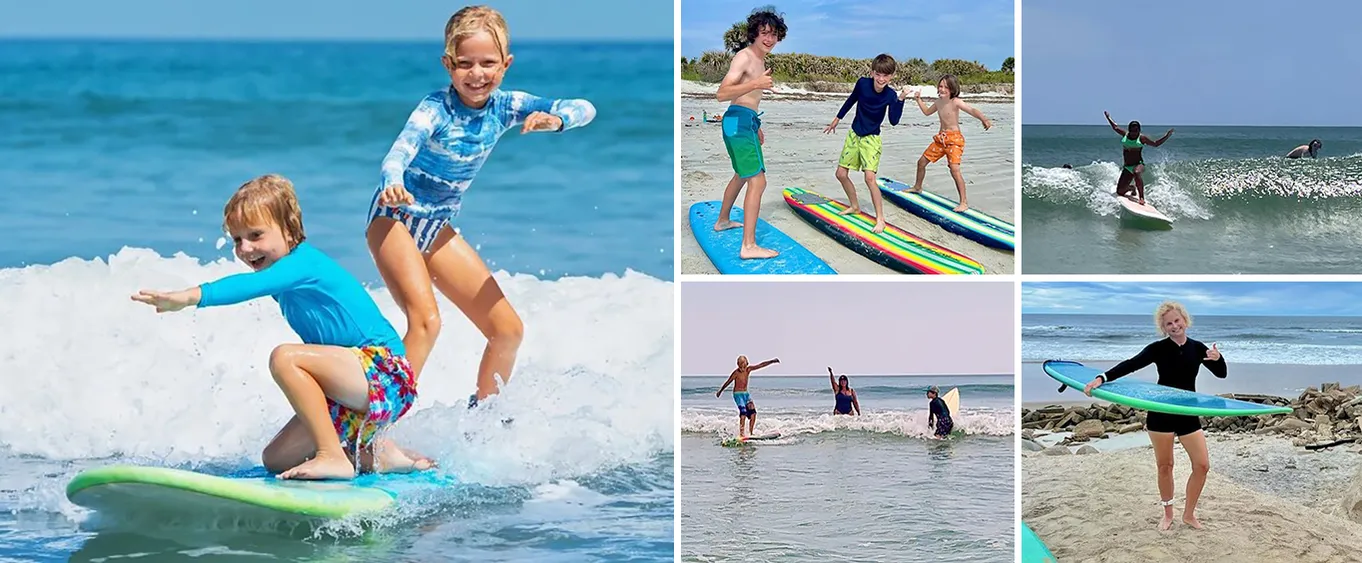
left=132, top=254, right=311, bottom=312
left=751, top=357, right=780, bottom=371
left=825, top=85, right=860, bottom=133
left=716, top=370, right=738, bottom=397
left=887, top=89, right=906, bottom=126
left=1103, top=111, right=1126, bottom=136
left=379, top=98, right=442, bottom=198
left=508, top=91, right=597, bottom=133
left=1144, top=128, right=1175, bottom=147
left=913, top=89, right=936, bottom=116
left=959, top=101, right=992, bottom=131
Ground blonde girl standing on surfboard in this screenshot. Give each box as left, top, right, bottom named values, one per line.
left=1104, top=111, right=1173, bottom=205
left=365, top=6, right=596, bottom=410
left=1082, top=300, right=1226, bottom=531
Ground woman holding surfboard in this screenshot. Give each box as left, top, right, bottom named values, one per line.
left=828, top=367, right=860, bottom=415
left=1083, top=300, right=1226, bottom=531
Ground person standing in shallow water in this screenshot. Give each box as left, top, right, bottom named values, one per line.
left=829, top=367, right=860, bottom=415
left=1083, top=300, right=1226, bottom=531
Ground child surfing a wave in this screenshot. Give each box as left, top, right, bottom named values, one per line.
left=716, top=355, right=780, bottom=438
left=364, top=6, right=596, bottom=410
left=132, top=175, right=432, bottom=480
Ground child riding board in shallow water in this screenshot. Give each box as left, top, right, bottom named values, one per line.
left=132, top=175, right=432, bottom=480
left=1104, top=110, right=1173, bottom=205
left=906, top=75, right=992, bottom=213
left=366, top=6, right=596, bottom=409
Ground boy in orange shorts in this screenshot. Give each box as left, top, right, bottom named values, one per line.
left=906, top=74, right=992, bottom=213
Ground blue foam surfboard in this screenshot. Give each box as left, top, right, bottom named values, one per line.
left=1021, top=523, right=1057, bottom=562
left=688, top=201, right=836, bottom=275
left=1043, top=360, right=1293, bottom=417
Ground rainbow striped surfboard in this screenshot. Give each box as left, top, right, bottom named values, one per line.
left=782, top=187, right=984, bottom=275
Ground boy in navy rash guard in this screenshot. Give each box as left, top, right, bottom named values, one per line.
left=823, top=53, right=908, bottom=233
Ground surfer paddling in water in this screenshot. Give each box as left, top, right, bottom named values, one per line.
left=1083, top=300, right=1226, bottom=530
left=829, top=367, right=860, bottom=415
left=712, top=6, right=787, bottom=260
left=1286, top=139, right=1322, bottom=159
left=717, top=355, right=780, bottom=437
left=132, top=175, right=433, bottom=480
left=1104, top=111, right=1173, bottom=205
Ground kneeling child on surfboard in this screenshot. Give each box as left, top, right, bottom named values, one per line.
left=906, top=75, right=992, bottom=213
left=132, top=174, right=432, bottom=481
left=716, top=355, right=780, bottom=437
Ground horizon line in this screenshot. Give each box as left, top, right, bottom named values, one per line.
left=0, top=35, right=671, bottom=44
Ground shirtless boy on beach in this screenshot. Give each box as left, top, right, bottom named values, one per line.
left=906, top=74, right=993, bottom=212
left=712, top=7, right=788, bottom=260
left=716, top=355, right=779, bottom=437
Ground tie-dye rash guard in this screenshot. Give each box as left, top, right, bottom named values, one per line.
left=367, top=86, right=596, bottom=250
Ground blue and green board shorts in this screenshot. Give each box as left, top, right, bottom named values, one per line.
left=722, top=105, right=765, bottom=179
left=733, top=391, right=754, bottom=416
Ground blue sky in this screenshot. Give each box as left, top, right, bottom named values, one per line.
left=1023, top=0, right=1362, bottom=126
left=1023, top=282, right=1362, bottom=316
left=0, top=0, right=672, bottom=41
left=682, top=281, right=1014, bottom=376
left=681, top=0, right=1014, bottom=68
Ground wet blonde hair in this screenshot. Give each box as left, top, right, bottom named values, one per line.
left=1154, top=300, right=1192, bottom=336
left=444, top=6, right=510, bottom=60
left=222, top=174, right=306, bottom=248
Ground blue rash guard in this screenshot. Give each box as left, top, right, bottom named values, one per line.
left=368, top=86, right=596, bottom=251
left=198, top=241, right=405, bottom=355
left=836, top=77, right=905, bottom=137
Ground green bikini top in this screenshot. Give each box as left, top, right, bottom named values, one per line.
left=1121, top=134, right=1143, bottom=149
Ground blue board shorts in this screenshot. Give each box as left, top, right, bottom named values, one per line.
left=733, top=391, right=755, bottom=416
left=330, top=345, right=419, bottom=450
left=721, top=105, right=765, bottom=179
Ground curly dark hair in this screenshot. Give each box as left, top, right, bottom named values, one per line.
left=745, top=5, right=788, bottom=46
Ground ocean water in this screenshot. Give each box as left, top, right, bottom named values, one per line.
left=680, top=376, right=1015, bottom=562
left=0, top=39, right=674, bottom=562
left=1021, top=313, right=1362, bottom=402
left=1022, top=124, right=1362, bottom=273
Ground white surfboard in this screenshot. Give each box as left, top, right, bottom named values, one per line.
left=942, top=387, right=960, bottom=420
left=1116, top=195, right=1174, bottom=229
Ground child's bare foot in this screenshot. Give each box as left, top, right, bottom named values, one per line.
left=872, top=220, right=886, bottom=234
left=375, top=442, right=437, bottom=474
left=837, top=205, right=859, bottom=216
left=1182, top=515, right=1203, bottom=530
left=907, top=185, right=924, bottom=193
left=953, top=203, right=969, bottom=213
left=740, top=245, right=779, bottom=260
left=278, top=450, right=355, bottom=480
left=1159, top=514, right=1175, bottom=531
left=713, top=220, right=741, bottom=231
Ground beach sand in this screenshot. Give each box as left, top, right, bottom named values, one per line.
left=1023, top=434, right=1362, bottom=562
left=679, top=80, right=1015, bottom=275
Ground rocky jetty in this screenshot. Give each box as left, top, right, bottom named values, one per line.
left=1022, top=383, right=1362, bottom=449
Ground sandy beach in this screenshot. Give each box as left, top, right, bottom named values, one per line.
left=1024, top=428, right=1362, bottom=562
left=679, top=79, right=1015, bottom=275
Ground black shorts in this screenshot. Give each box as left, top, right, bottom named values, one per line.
left=1145, top=411, right=1203, bottom=436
